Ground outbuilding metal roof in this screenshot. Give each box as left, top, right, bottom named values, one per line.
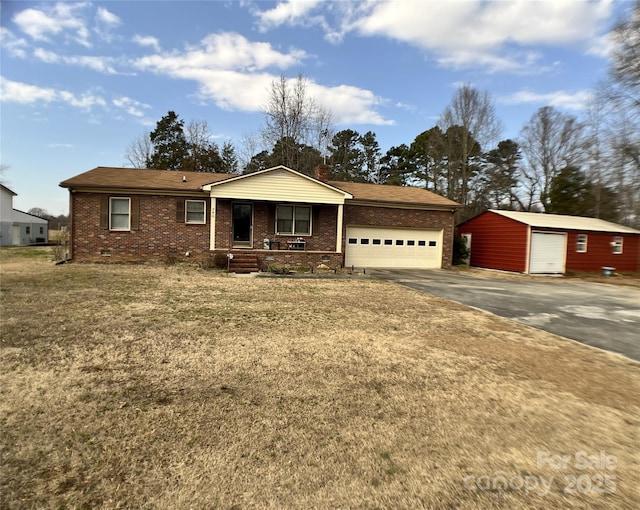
left=489, top=209, right=640, bottom=234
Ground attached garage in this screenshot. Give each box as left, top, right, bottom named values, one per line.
left=529, top=232, right=566, bottom=274
left=458, top=210, right=640, bottom=274
left=345, top=226, right=443, bottom=269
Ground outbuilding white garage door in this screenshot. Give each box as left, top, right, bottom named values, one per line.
left=345, top=226, right=443, bottom=269
left=529, top=231, right=566, bottom=274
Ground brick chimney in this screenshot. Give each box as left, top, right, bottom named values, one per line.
left=314, top=164, right=330, bottom=182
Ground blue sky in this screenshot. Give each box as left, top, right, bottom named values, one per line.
left=0, top=0, right=629, bottom=215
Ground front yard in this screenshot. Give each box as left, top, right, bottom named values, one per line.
left=1, top=247, right=638, bottom=509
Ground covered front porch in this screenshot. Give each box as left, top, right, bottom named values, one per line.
left=203, top=166, right=352, bottom=271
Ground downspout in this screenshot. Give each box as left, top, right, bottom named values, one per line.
left=68, top=190, right=74, bottom=260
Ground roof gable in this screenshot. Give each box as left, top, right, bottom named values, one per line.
left=488, top=210, right=640, bottom=234
left=202, top=166, right=352, bottom=204
left=1, top=184, right=17, bottom=196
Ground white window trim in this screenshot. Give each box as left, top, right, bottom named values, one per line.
left=110, top=197, right=131, bottom=231
left=612, top=236, right=623, bottom=254
left=276, top=205, right=312, bottom=236
left=185, top=199, right=207, bottom=224
left=576, top=234, right=588, bottom=253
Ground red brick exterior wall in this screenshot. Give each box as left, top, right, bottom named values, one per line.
left=70, top=192, right=456, bottom=269
left=70, top=192, right=210, bottom=262
left=214, top=200, right=338, bottom=252
left=343, top=204, right=456, bottom=268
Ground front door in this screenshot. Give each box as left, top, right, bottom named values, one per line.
left=232, top=203, right=253, bottom=248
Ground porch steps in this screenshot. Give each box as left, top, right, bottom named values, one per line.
left=228, top=252, right=260, bottom=274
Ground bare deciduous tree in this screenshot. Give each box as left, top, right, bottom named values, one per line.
left=609, top=0, right=640, bottom=111
left=27, top=207, right=49, bottom=218
left=518, top=106, right=587, bottom=211
left=438, top=84, right=503, bottom=206
left=124, top=132, right=152, bottom=168
left=261, top=73, right=333, bottom=173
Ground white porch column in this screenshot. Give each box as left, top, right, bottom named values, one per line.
left=209, top=197, right=217, bottom=250
left=336, top=203, right=344, bottom=253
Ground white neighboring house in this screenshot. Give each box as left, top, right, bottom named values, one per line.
left=0, top=184, right=49, bottom=246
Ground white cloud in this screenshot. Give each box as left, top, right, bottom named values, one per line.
left=133, top=31, right=391, bottom=125
left=135, top=32, right=306, bottom=74
left=253, top=0, right=614, bottom=74
left=501, top=89, right=594, bottom=111
left=13, top=2, right=92, bottom=47
left=0, top=28, right=28, bottom=58
left=0, top=77, right=57, bottom=104
left=95, top=7, right=121, bottom=27
left=351, top=0, right=613, bottom=73
left=132, top=32, right=307, bottom=109
left=33, top=48, right=122, bottom=74
left=48, top=143, right=74, bottom=149
left=0, top=77, right=105, bottom=111
left=309, top=82, right=393, bottom=125
left=94, top=7, right=121, bottom=42
left=255, top=0, right=324, bottom=31
left=132, top=34, right=161, bottom=52
left=112, top=96, right=151, bottom=117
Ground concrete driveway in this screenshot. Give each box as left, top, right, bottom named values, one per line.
left=371, top=269, right=640, bottom=361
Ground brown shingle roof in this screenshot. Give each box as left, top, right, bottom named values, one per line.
left=60, top=166, right=461, bottom=208
left=329, top=181, right=460, bottom=208
left=59, top=167, right=230, bottom=192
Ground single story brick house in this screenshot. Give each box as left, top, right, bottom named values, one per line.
left=458, top=209, right=640, bottom=274
left=59, top=165, right=461, bottom=270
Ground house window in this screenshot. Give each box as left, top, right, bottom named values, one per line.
left=372, top=239, right=381, bottom=245
left=26, top=226, right=30, bottom=234
left=40, top=226, right=44, bottom=235
left=612, top=236, right=623, bottom=254
left=429, top=240, right=437, bottom=247
left=185, top=200, right=206, bottom=224
left=418, top=241, right=426, bottom=247
left=407, top=240, right=415, bottom=246
left=110, top=197, right=130, bottom=230
left=276, top=205, right=311, bottom=235
left=361, top=238, right=370, bottom=245
left=576, top=234, right=588, bottom=253
left=384, top=239, right=392, bottom=245
left=348, top=238, right=357, bottom=244
left=396, top=240, right=404, bottom=246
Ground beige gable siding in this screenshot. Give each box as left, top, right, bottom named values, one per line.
left=208, top=168, right=348, bottom=204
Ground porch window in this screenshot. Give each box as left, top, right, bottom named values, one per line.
left=110, top=197, right=130, bottom=230
left=276, top=205, right=311, bottom=235
left=612, top=236, right=623, bottom=254
left=576, top=234, right=587, bottom=253
left=185, top=200, right=206, bottom=224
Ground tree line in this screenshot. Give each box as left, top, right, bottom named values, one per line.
left=125, top=2, right=639, bottom=227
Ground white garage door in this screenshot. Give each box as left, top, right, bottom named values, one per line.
left=529, top=232, right=566, bottom=274
left=345, top=226, right=443, bottom=269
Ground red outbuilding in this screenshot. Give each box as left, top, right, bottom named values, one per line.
left=458, top=210, right=640, bottom=274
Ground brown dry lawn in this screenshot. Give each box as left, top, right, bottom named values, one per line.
left=1, top=247, right=639, bottom=509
